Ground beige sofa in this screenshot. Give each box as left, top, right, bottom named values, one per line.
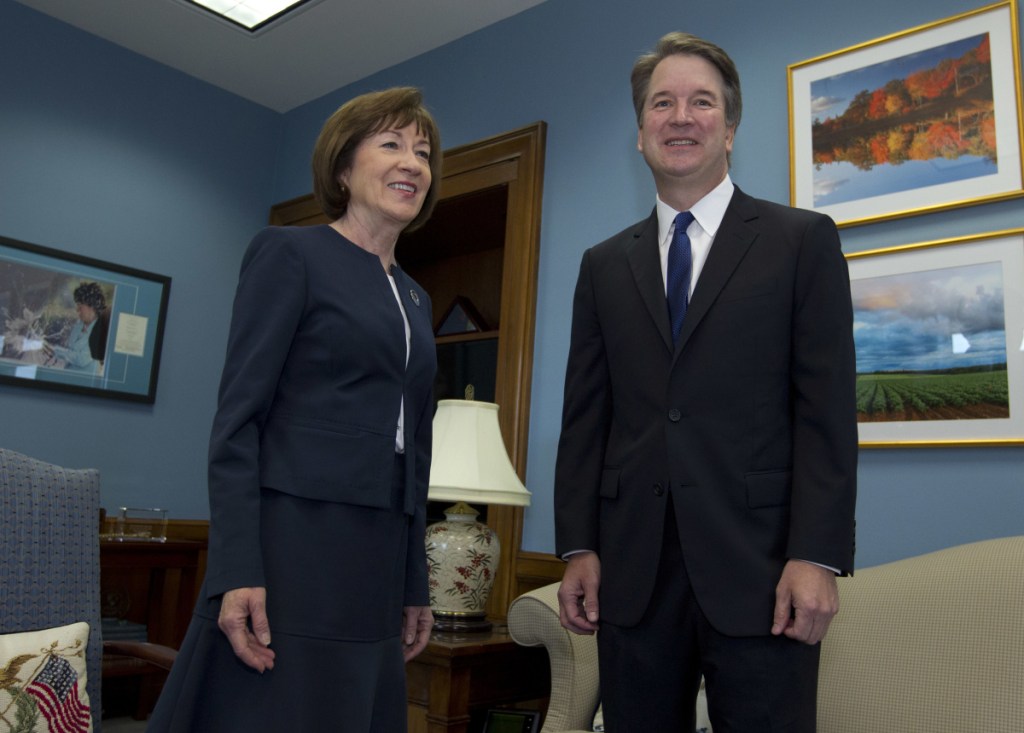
left=507, top=536, right=1024, bottom=733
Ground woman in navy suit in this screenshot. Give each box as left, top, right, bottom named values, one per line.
left=149, top=87, right=442, bottom=732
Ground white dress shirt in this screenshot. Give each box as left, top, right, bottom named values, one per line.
left=656, top=175, right=735, bottom=298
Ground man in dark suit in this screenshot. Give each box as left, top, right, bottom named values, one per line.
left=554, top=32, right=858, bottom=732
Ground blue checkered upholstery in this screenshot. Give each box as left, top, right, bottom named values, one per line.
left=0, top=446, right=103, bottom=731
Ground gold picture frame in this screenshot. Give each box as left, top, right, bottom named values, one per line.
left=848, top=227, right=1024, bottom=447
left=788, top=0, right=1024, bottom=227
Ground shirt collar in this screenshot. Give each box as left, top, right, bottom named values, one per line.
left=656, top=175, right=735, bottom=243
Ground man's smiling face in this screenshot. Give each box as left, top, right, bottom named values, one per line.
left=637, top=53, right=735, bottom=200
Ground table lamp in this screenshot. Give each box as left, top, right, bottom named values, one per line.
left=426, top=398, right=531, bottom=631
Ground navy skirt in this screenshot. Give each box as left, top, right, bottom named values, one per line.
left=147, top=459, right=415, bottom=732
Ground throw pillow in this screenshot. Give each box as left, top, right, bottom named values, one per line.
left=0, top=622, right=92, bottom=733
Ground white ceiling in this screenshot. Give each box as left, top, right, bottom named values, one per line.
left=14, top=0, right=548, bottom=112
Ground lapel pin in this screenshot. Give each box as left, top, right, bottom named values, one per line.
left=410, top=290, right=420, bottom=307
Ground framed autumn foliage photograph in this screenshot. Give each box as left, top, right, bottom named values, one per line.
left=788, top=0, right=1024, bottom=227
left=847, top=228, right=1024, bottom=446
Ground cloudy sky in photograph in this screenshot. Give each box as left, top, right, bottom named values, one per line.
left=852, top=260, right=1006, bottom=373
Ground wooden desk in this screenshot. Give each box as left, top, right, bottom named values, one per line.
left=100, top=539, right=206, bottom=718
left=406, top=625, right=550, bottom=733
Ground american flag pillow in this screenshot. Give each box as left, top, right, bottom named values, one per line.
left=0, top=622, right=92, bottom=733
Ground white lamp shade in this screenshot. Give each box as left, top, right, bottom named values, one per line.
left=428, top=399, right=531, bottom=507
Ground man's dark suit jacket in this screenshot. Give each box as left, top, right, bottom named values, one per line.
left=203, top=225, right=437, bottom=606
left=555, top=187, right=858, bottom=636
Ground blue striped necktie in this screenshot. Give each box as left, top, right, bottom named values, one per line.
left=667, top=211, right=695, bottom=343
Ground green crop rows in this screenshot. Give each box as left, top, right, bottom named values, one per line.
left=856, top=370, right=1009, bottom=417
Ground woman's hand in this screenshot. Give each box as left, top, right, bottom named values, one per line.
left=218, top=587, right=276, bottom=672
left=401, top=605, right=433, bottom=662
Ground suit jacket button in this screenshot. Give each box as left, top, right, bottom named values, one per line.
left=668, top=409, right=681, bottom=422
left=653, top=483, right=664, bottom=496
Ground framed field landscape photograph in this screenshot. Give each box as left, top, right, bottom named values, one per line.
left=788, top=0, right=1024, bottom=227
left=848, top=228, right=1024, bottom=446
left=0, top=235, right=171, bottom=403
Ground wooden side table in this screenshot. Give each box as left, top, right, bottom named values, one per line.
left=100, top=539, right=206, bottom=719
left=406, top=624, right=550, bottom=733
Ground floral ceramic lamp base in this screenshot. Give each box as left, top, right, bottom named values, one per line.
left=425, top=502, right=500, bottom=632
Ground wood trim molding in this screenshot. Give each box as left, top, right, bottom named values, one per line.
left=268, top=195, right=321, bottom=226
left=448, top=123, right=546, bottom=619
left=514, top=551, right=565, bottom=598
left=163, top=519, right=210, bottom=543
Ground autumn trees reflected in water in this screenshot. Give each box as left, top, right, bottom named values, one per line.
left=812, top=34, right=996, bottom=201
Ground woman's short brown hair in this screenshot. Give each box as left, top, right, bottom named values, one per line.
left=630, top=32, right=742, bottom=131
left=311, top=87, right=442, bottom=232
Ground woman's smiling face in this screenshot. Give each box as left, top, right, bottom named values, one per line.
left=340, top=122, right=432, bottom=230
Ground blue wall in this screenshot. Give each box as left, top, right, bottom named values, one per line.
left=0, top=0, right=281, bottom=516
left=2, top=0, right=1021, bottom=568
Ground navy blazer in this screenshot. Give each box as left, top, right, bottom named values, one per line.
left=554, top=188, right=858, bottom=635
left=205, top=225, right=436, bottom=603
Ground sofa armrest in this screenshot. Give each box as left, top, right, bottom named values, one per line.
left=508, top=583, right=600, bottom=733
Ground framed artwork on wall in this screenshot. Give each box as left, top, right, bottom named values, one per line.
left=0, top=234, right=171, bottom=403
left=788, top=0, right=1024, bottom=227
left=847, top=228, right=1024, bottom=446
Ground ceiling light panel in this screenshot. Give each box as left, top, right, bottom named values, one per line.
left=187, top=0, right=315, bottom=31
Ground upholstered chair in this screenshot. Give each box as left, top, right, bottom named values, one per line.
left=1, top=446, right=175, bottom=733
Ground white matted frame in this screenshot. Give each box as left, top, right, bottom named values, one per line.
left=848, top=228, right=1024, bottom=447
left=789, top=0, right=1024, bottom=227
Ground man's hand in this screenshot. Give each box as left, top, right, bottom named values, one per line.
left=557, top=551, right=601, bottom=635
left=401, top=605, right=433, bottom=662
left=218, top=587, right=276, bottom=672
left=771, top=560, right=839, bottom=645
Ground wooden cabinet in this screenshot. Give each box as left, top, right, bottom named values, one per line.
left=100, top=539, right=205, bottom=647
